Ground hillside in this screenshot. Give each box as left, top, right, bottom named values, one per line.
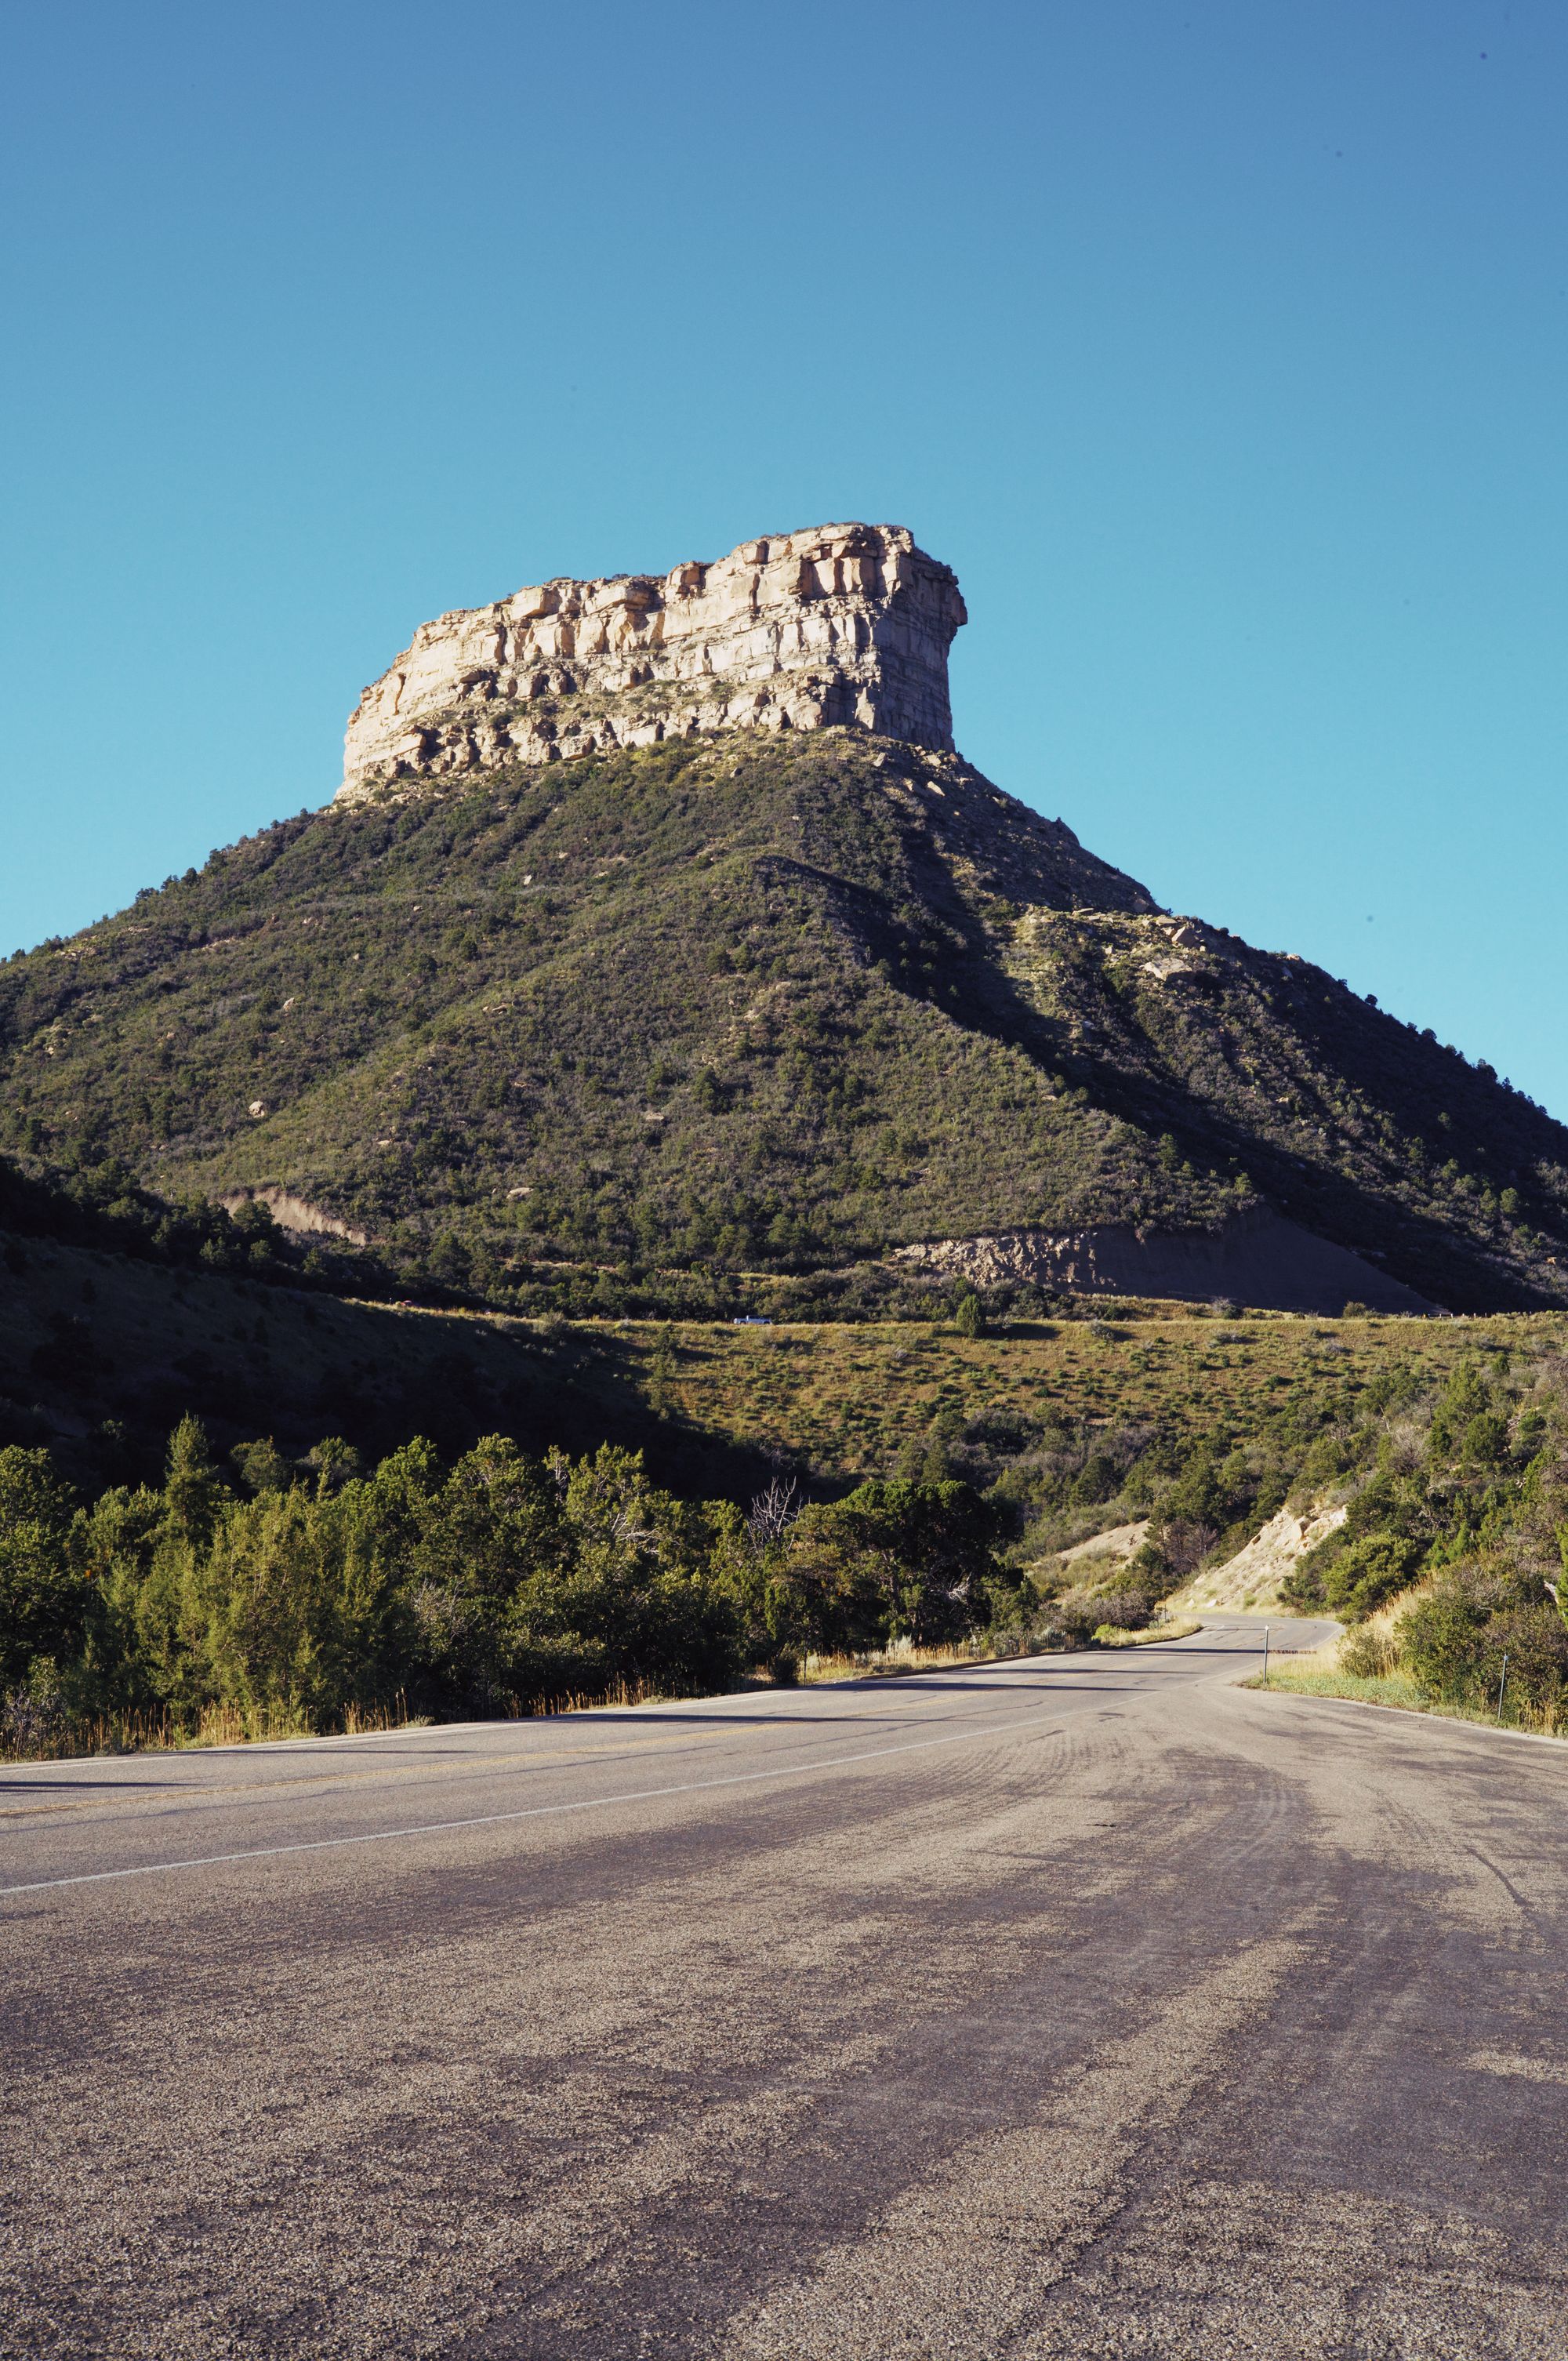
left=4, top=1192, right=1512, bottom=1499
left=0, top=1202, right=775, bottom=1502
left=8, top=1192, right=1563, bottom=1749
left=2, top=520, right=1566, bottom=1317
left=2, top=727, right=1565, bottom=1316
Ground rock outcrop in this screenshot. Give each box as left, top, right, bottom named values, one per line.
left=895, top=1208, right=1436, bottom=1317
left=1173, top=1501, right=1348, bottom=1615
left=338, top=523, right=965, bottom=800
left=217, top=1186, right=368, bottom=1247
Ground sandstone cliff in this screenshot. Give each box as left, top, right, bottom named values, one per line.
left=339, top=522, right=965, bottom=799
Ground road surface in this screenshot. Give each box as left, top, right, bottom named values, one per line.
left=2, top=1619, right=1564, bottom=2357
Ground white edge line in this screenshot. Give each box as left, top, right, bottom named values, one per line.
left=1252, top=1684, right=1568, bottom=1753
left=0, top=1706, right=1068, bottom=1899
left=0, top=1649, right=1080, bottom=1774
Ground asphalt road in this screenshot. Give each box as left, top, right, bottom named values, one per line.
left=2, top=1619, right=1565, bottom=2359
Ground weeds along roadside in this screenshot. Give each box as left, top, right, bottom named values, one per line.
left=1243, top=1649, right=1565, bottom=1740
left=0, top=1673, right=760, bottom=1766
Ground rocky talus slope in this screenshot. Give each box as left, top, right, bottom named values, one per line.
left=3, top=522, right=1566, bottom=1316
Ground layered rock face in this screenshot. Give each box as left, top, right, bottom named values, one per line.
left=895, top=1209, right=1435, bottom=1317
left=339, top=522, right=965, bottom=800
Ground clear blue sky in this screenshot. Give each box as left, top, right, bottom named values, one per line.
left=3, top=3, right=1564, bottom=1105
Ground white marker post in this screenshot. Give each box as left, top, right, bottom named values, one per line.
left=1262, top=1625, right=1270, bottom=1687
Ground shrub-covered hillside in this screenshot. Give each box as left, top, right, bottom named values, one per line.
left=1276, top=1342, right=1568, bottom=1730
left=3, top=728, right=1566, bottom=1309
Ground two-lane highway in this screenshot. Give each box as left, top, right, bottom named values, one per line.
left=2, top=1620, right=1564, bottom=2356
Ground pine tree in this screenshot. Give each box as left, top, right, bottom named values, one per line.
left=161, top=1415, right=227, bottom=1553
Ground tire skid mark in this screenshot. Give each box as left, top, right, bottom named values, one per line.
left=12, top=1652, right=1560, bottom=2359
left=444, top=1779, right=1319, bottom=2359
left=2, top=1717, right=1229, bottom=2359
left=1022, top=2178, right=1564, bottom=2359
left=703, top=1927, right=1315, bottom=2360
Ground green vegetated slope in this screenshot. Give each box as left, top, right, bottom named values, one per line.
left=630, top=1308, right=1519, bottom=1487
left=0, top=1222, right=777, bottom=1504
left=619, top=1306, right=1568, bottom=1655
left=1272, top=1338, right=1568, bottom=1734
left=0, top=1142, right=1517, bottom=1515
left=0, top=1186, right=1530, bottom=1524
left=652, top=1307, right=1568, bottom=1732
left=9, top=1232, right=1567, bottom=1752
left=4, top=1116, right=1563, bottom=1743
left=2, top=729, right=1566, bottom=1312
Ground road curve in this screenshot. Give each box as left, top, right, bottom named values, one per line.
left=2, top=1618, right=1564, bottom=2357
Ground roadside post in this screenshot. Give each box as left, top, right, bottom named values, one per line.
left=1262, top=1625, right=1270, bottom=1687
left=1496, top=1651, right=1509, bottom=1724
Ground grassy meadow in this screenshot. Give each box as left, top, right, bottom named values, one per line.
left=612, top=1306, right=1544, bottom=1485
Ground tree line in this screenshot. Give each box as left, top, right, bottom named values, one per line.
left=0, top=1418, right=1010, bottom=1753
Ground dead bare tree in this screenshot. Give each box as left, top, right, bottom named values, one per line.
left=746, top=1475, right=801, bottom=1550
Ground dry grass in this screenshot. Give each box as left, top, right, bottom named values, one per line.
left=1093, top=1617, right=1203, bottom=1648
left=5, top=1223, right=1507, bottom=1507
left=800, top=1635, right=1022, bottom=1685
left=518, top=1675, right=710, bottom=1716
left=0, top=1692, right=426, bottom=1766
left=0, top=1673, right=753, bottom=1764
left=1242, top=1658, right=1564, bottom=1739
left=615, top=1310, right=1550, bottom=1483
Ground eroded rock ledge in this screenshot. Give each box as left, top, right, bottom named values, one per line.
left=338, top=522, right=965, bottom=800
left=896, top=1209, right=1435, bottom=1317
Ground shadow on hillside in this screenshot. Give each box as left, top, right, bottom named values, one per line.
left=0, top=1230, right=792, bottom=1501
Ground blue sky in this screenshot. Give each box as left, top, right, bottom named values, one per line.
left=3, top=2, right=1564, bottom=1105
